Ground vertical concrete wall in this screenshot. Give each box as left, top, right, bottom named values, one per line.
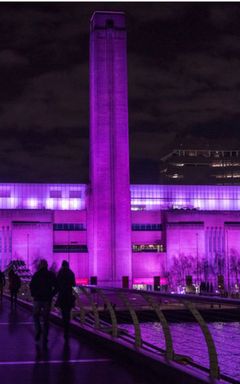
left=132, top=253, right=165, bottom=279
left=53, top=209, right=88, bottom=278
left=12, top=222, right=53, bottom=269
left=165, top=211, right=240, bottom=287
left=88, top=12, right=131, bottom=284
left=0, top=210, right=53, bottom=270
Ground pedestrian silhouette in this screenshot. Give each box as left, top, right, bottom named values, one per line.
left=0, top=269, right=6, bottom=302
left=8, top=269, right=21, bottom=308
left=56, top=260, right=76, bottom=341
left=30, top=259, right=57, bottom=344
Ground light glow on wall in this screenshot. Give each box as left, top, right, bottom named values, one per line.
left=27, top=198, right=38, bottom=209
left=45, top=198, right=54, bottom=209
left=1, top=183, right=240, bottom=212
left=60, top=199, right=69, bottom=210
left=130, top=185, right=240, bottom=211
left=76, top=277, right=88, bottom=285
left=132, top=277, right=168, bottom=285
left=133, top=277, right=153, bottom=285
left=70, top=199, right=81, bottom=210
left=0, top=183, right=86, bottom=210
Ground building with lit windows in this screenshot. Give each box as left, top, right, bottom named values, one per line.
left=1, top=12, right=240, bottom=291
left=160, top=149, right=240, bottom=185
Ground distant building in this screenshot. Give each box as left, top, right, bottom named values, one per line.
left=160, top=149, right=240, bottom=185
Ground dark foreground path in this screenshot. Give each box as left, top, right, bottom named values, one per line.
left=0, top=298, right=159, bottom=384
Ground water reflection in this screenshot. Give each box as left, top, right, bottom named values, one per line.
left=121, top=321, right=240, bottom=381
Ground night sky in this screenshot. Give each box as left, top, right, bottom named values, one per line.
left=1, top=2, right=240, bottom=183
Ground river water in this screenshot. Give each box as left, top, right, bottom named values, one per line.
left=120, top=321, right=240, bottom=381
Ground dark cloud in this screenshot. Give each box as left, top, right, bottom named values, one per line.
left=0, top=49, right=28, bottom=66
left=0, top=3, right=240, bottom=183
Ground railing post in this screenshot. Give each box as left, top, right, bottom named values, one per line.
left=20, top=280, right=32, bottom=302
left=79, top=286, right=100, bottom=329
left=141, top=293, right=174, bottom=360
left=73, top=289, right=85, bottom=324
left=96, top=289, right=118, bottom=337
left=183, top=301, right=220, bottom=380
left=119, top=292, right=142, bottom=348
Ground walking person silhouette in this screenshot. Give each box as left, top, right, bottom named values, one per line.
left=56, top=260, right=76, bottom=341
left=8, top=269, right=21, bottom=308
left=0, top=269, right=5, bottom=303
left=30, top=259, right=57, bottom=344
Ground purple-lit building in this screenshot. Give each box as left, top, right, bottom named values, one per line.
left=1, top=12, right=240, bottom=289
left=88, top=12, right=132, bottom=285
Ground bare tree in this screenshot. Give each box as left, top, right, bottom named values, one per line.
left=169, top=254, right=194, bottom=287
left=230, top=251, right=240, bottom=286
left=170, top=256, right=182, bottom=287
left=202, top=257, right=210, bottom=282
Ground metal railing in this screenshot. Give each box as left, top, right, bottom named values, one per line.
left=8, top=282, right=240, bottom=384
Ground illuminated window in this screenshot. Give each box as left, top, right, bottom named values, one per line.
left=188, top=151, right=197, bottom=157
left=213, top=151, right=221, bottom=158
left=132, top=244, right=165, bottom=252
left=131, top=205, right=146, bottom=211
left=211, top=162, right=240, bottom=167
left=167, top=174, right=183, bottom=179
left=215, top=173, right=240, bottom=179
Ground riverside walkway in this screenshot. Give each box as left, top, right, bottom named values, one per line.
left=0, top=297, right=158, bottom=384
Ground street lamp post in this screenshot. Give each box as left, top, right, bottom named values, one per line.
left=27, top=233, right=29, bottom=269
left=196, top=233, right=199, bottom=284
left=68, top=229, right=70, bottom=263
left=226, top=230, right=230, bottom=293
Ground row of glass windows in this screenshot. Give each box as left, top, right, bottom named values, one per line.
left=54, top=223, right=162, bottom=231
left=132, top=224, right=162, bottom=231
left=215, top=173, right=240, bottom=179
left=53, top=245, right=88, bottom=253
left=0, top=190, right=82, bottom=199
left=174, top=150, right=240, bottom=158
left=50, top=190, right=82, bottom=198
left=53, top=223, right=86, bottom=231
left=53, top=244, right=165, bottom=253
left=132, top=244, right=165, bottom=252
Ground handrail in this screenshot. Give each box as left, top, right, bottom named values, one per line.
left=119, top=292, right=142, bottom=348
left=141, top=292, right=174, bottom=360
left=183, top=301, right=220, bottom=380
left=4, top=282, right=239, bottom=384
left=96, top=288, right=118, bottom=337
left=73, top=289, right=85, bottom=324
left=85, top=285, right=240, bottom=306
left=78, top=286, right=100, bottom=329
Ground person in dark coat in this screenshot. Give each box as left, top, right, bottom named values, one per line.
left=0, top=269, right=6, bottom=302
left=56, top=260, right=76, bottom=340
left=8, top=269, right=21, bottom=308
left=30, top=259, right=57, bottom=344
